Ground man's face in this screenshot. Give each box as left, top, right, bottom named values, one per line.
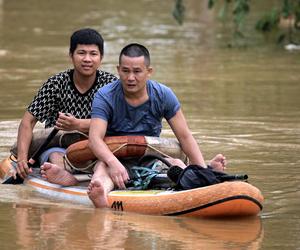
left=70, top=44, right=102, bottom=77
left=117, top=55, right=152, bottom=96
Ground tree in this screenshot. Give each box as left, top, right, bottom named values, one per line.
left=173, top=0, right=300, bottom=46
left=255, top=0, right=300, bottom=44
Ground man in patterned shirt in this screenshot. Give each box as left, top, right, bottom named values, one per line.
left=14, top=28, right=117, bottom=181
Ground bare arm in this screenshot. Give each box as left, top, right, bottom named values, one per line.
left=16, top=111, right=38, bottom=178
left=167, top=109, right=207, bottom=167
left=88, top=118, right=129, bottom=189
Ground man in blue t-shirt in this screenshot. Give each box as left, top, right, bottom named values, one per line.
left=91, top=78, right=180, bottom=137
left=87, top=43, right=226, bottom=208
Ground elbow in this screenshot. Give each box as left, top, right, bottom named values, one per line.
left=19, top=112, right=37, bottom=131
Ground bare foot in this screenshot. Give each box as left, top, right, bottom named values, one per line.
left=87, top=179, right=109, bottom=208
left=40, top=162, right=78, bottom=186
left=209, top=154, right=226, bottom=172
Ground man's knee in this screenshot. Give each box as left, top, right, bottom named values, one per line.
left=48, top=152, right=65, bottom=162
left=39, top=147, right=66, bottom=165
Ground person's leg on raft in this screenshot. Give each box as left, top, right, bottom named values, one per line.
left=166, top=154, right=227, bottom=172
left=208, top=154, right=226, bottom=172
left=40, top=147, right=78, bottom=186
left=87, top=154, right=226, bottom=208
left=87, top=161, right=114, bottom=208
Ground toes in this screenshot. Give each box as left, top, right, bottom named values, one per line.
left=41, top=162, right=52, bottom=171
left=213, top=154, right=226, bottom=163
left=41, top=174, right=48, bottom=180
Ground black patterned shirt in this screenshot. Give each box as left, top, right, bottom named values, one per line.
left=27, top=69, right=117, bottom=128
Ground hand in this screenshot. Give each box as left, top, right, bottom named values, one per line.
left=107, top=162, right=129, bottom=189
left=16, top=159, right=34, bottom=179
left=56, top=112, right=79, bottom=131
left=9, top=163, right=17, bottom=180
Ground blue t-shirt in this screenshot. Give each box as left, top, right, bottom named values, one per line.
left=91, top=79, right=180, bottom=137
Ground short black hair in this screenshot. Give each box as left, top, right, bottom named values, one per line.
left=69, top=28, right=104, bottom=56
left=119, top=43, right=150, bottom=67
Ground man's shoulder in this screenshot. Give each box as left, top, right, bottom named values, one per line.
left=98, top=79, right=120, bottom=93
left=46, top=69, right=71, bottom=83
left=148, top=79, right=168, bottom=87
left=40, top=70, right=71, bottom=89
left=148, top=80, right=172, bottom=94
left=97, top=70, right=117, bottom=82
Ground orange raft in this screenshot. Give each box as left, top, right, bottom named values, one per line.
left=0, top=155, right=264, bottom=218
left=22, top=175, right=263, bottom=218
left=0, top=135, right=264, bottom=218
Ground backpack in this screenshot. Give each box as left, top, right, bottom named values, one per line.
left=167, top=165, right=248, bottom=190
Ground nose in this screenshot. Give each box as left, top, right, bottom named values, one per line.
left=127, top=72, right=135, bottom=81
left=83, top=53, right=92, bottom=62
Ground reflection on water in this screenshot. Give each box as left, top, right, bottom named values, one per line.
left=0, top=0, right=300, bottom=249
left=0, top=200, right=264, bottom=250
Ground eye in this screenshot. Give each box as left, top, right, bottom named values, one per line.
left=90, top=51, right=99, bottom=56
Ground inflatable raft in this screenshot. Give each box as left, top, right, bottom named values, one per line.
left=22, top=174, right=263, bottom=218
left=0, top=134, right=264, bottom=218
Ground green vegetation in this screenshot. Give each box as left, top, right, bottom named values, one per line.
left=173, top=0, right=300, bottom=45
left=172, top=0, right=185, bottom=25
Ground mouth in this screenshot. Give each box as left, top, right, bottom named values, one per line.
left=81, top=65, right=93, bottom=70
left=126, top=83, right=136, bottom=89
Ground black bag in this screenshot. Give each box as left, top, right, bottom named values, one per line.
left=167, top=165, right=248, bottom=190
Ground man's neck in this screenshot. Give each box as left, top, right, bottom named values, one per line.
left=73, top=71, right=96, bottom=94
left=124, top=89, right=149, bottom=107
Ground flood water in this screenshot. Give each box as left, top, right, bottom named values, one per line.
left=0, top=0, right=300, bottom=249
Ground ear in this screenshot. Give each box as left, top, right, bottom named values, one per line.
left=147, top=66, right=153, bottom=77
left=69, top=52, right=73, bottom=61
left=117, top=65, right=120, bottom=74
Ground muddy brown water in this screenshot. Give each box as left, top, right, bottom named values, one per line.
left=0, top=0, right=299, bottom=249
